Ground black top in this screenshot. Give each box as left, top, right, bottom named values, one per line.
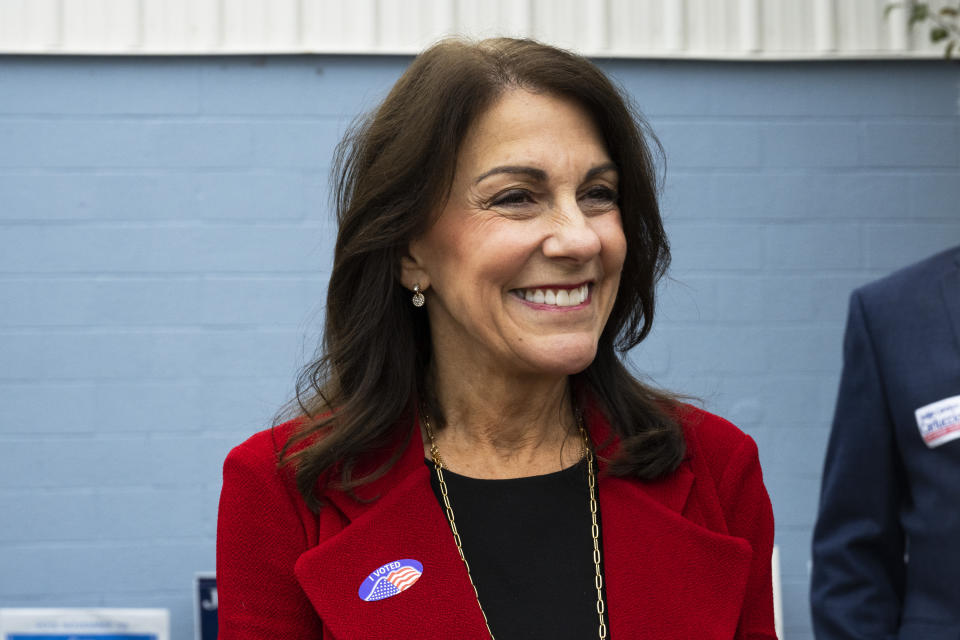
left=427, top=458, right=607, bottom=640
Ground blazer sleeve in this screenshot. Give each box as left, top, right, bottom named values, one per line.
left=216, top=439, right=325, bottom=639
left=810, top=290, right=906, bottom=639
left=716, top=433, right=778, bottom=640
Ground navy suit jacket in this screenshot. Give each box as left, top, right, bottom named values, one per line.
left=811, top=246, right=960, bottom=640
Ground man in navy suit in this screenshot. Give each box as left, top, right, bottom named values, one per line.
left=811, top=246, right=960, bottom=639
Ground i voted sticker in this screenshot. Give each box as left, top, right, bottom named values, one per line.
left=916, top=394, right=960, bottom=449
left=358, top=559, right=423, bottom=602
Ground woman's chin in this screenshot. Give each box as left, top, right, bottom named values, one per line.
left=516, top=342, right=599, bottom=378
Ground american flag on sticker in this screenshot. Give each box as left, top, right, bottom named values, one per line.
left=915, top=394, right=960, bottom=449
left=358, top=559, right=424, bottom=602
left=386, top=566, right=422, bottom=590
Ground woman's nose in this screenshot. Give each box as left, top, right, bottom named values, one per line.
left=540, top=198, right=602, bottom=262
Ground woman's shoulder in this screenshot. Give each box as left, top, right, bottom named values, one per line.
left=673, top=404, right=771, bottom=538
left=674, top=403, right=760, bottom=476
left=220, top=418, right=324, bottom=540
left=223, top=418, right=305, bottom=479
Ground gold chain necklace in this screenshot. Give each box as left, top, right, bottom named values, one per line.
left=423, top=412, right=608, bottom=640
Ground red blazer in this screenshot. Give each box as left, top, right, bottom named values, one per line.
left=217, top=404, right=777, bottom=639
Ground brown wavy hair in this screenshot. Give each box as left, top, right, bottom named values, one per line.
left=280, top=37, right=685, bottom=510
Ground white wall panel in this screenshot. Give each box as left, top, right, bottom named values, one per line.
left=662, top=0, right=687, bottom=51
left=0, top=0, right=949, bottom=58
left=739, top=0, right=762, bottom=53
left=609, top=0, right=661, bottom=53
left=838, top=0, right=880, bottom=52
left=302, top=0, right=376, bottom=52
left=456, top=0, right=531, bottom=38
left=221, top=0, right=300, bottom=51
left=167, top=0, right=220, bottom=52
left=61, top=0, right=140, bottom=52
left=379, top=0, right=454, bottom=51
left=0, top=0, right=25, bottom=49
left=812, top=0, right=837, bottom=52
left=686, top=0, right=737, bottom=53
left=5, top=0, right=62, bottom=50
left=531, top=0, right=592, bottom=52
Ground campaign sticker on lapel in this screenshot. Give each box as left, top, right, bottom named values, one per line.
left=358, top=559, right=423, bottom=602
left=915, top=394, right=960, bottom=449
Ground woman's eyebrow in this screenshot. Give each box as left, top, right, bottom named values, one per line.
left=584, top=161, right=618, bottom=180
left=474, top=161, right=618, bottom=185
left=473, top=165, right=547, bottom=184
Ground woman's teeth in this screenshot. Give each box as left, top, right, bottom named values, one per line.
left=520, top=284, right=589, bottom=307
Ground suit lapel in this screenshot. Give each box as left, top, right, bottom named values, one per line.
left=941, top=252, right=960, bottom=351
left=294, top=422, right=492, bottom=640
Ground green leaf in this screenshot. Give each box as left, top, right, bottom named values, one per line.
left=910, top=3, right=930, bottom=24
left=884, top=2, right=904, bottom=19
left=946, top=40, right=957, bottom=59
left=931, top=26, right=950, bottom=42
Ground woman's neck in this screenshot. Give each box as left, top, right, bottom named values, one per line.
left=424, top=360, right=582, bottom=479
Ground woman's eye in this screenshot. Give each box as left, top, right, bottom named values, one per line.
left=491, top=190, right=534, bottom=207
left=582, top=186, right=618, bottom=206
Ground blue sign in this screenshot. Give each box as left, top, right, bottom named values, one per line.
left=195, top=574, right=217, bottom=640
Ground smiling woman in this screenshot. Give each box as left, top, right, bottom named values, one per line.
left=402, top=90, right=627, bottom=392
left=216, top=37, right=777, bottom=640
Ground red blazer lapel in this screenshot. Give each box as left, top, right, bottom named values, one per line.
left=293, top=424, right=491, bottom=640
left=598, top=475, right=752, bottom=639
left=587, top=405, right=754, bottom=639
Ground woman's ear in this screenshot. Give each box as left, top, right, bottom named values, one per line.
left=399, top=240, right=430, bottom=292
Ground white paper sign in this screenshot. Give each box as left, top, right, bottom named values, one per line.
left=0, top=608, right=169, bottom=640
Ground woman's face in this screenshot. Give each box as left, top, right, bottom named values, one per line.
left=403, top=89, right=627, bottom=379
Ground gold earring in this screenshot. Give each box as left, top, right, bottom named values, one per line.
left=412, top=284, right=425, bottom=307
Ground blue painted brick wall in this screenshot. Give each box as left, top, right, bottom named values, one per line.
left=1, top=55, right=958, bottom=639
